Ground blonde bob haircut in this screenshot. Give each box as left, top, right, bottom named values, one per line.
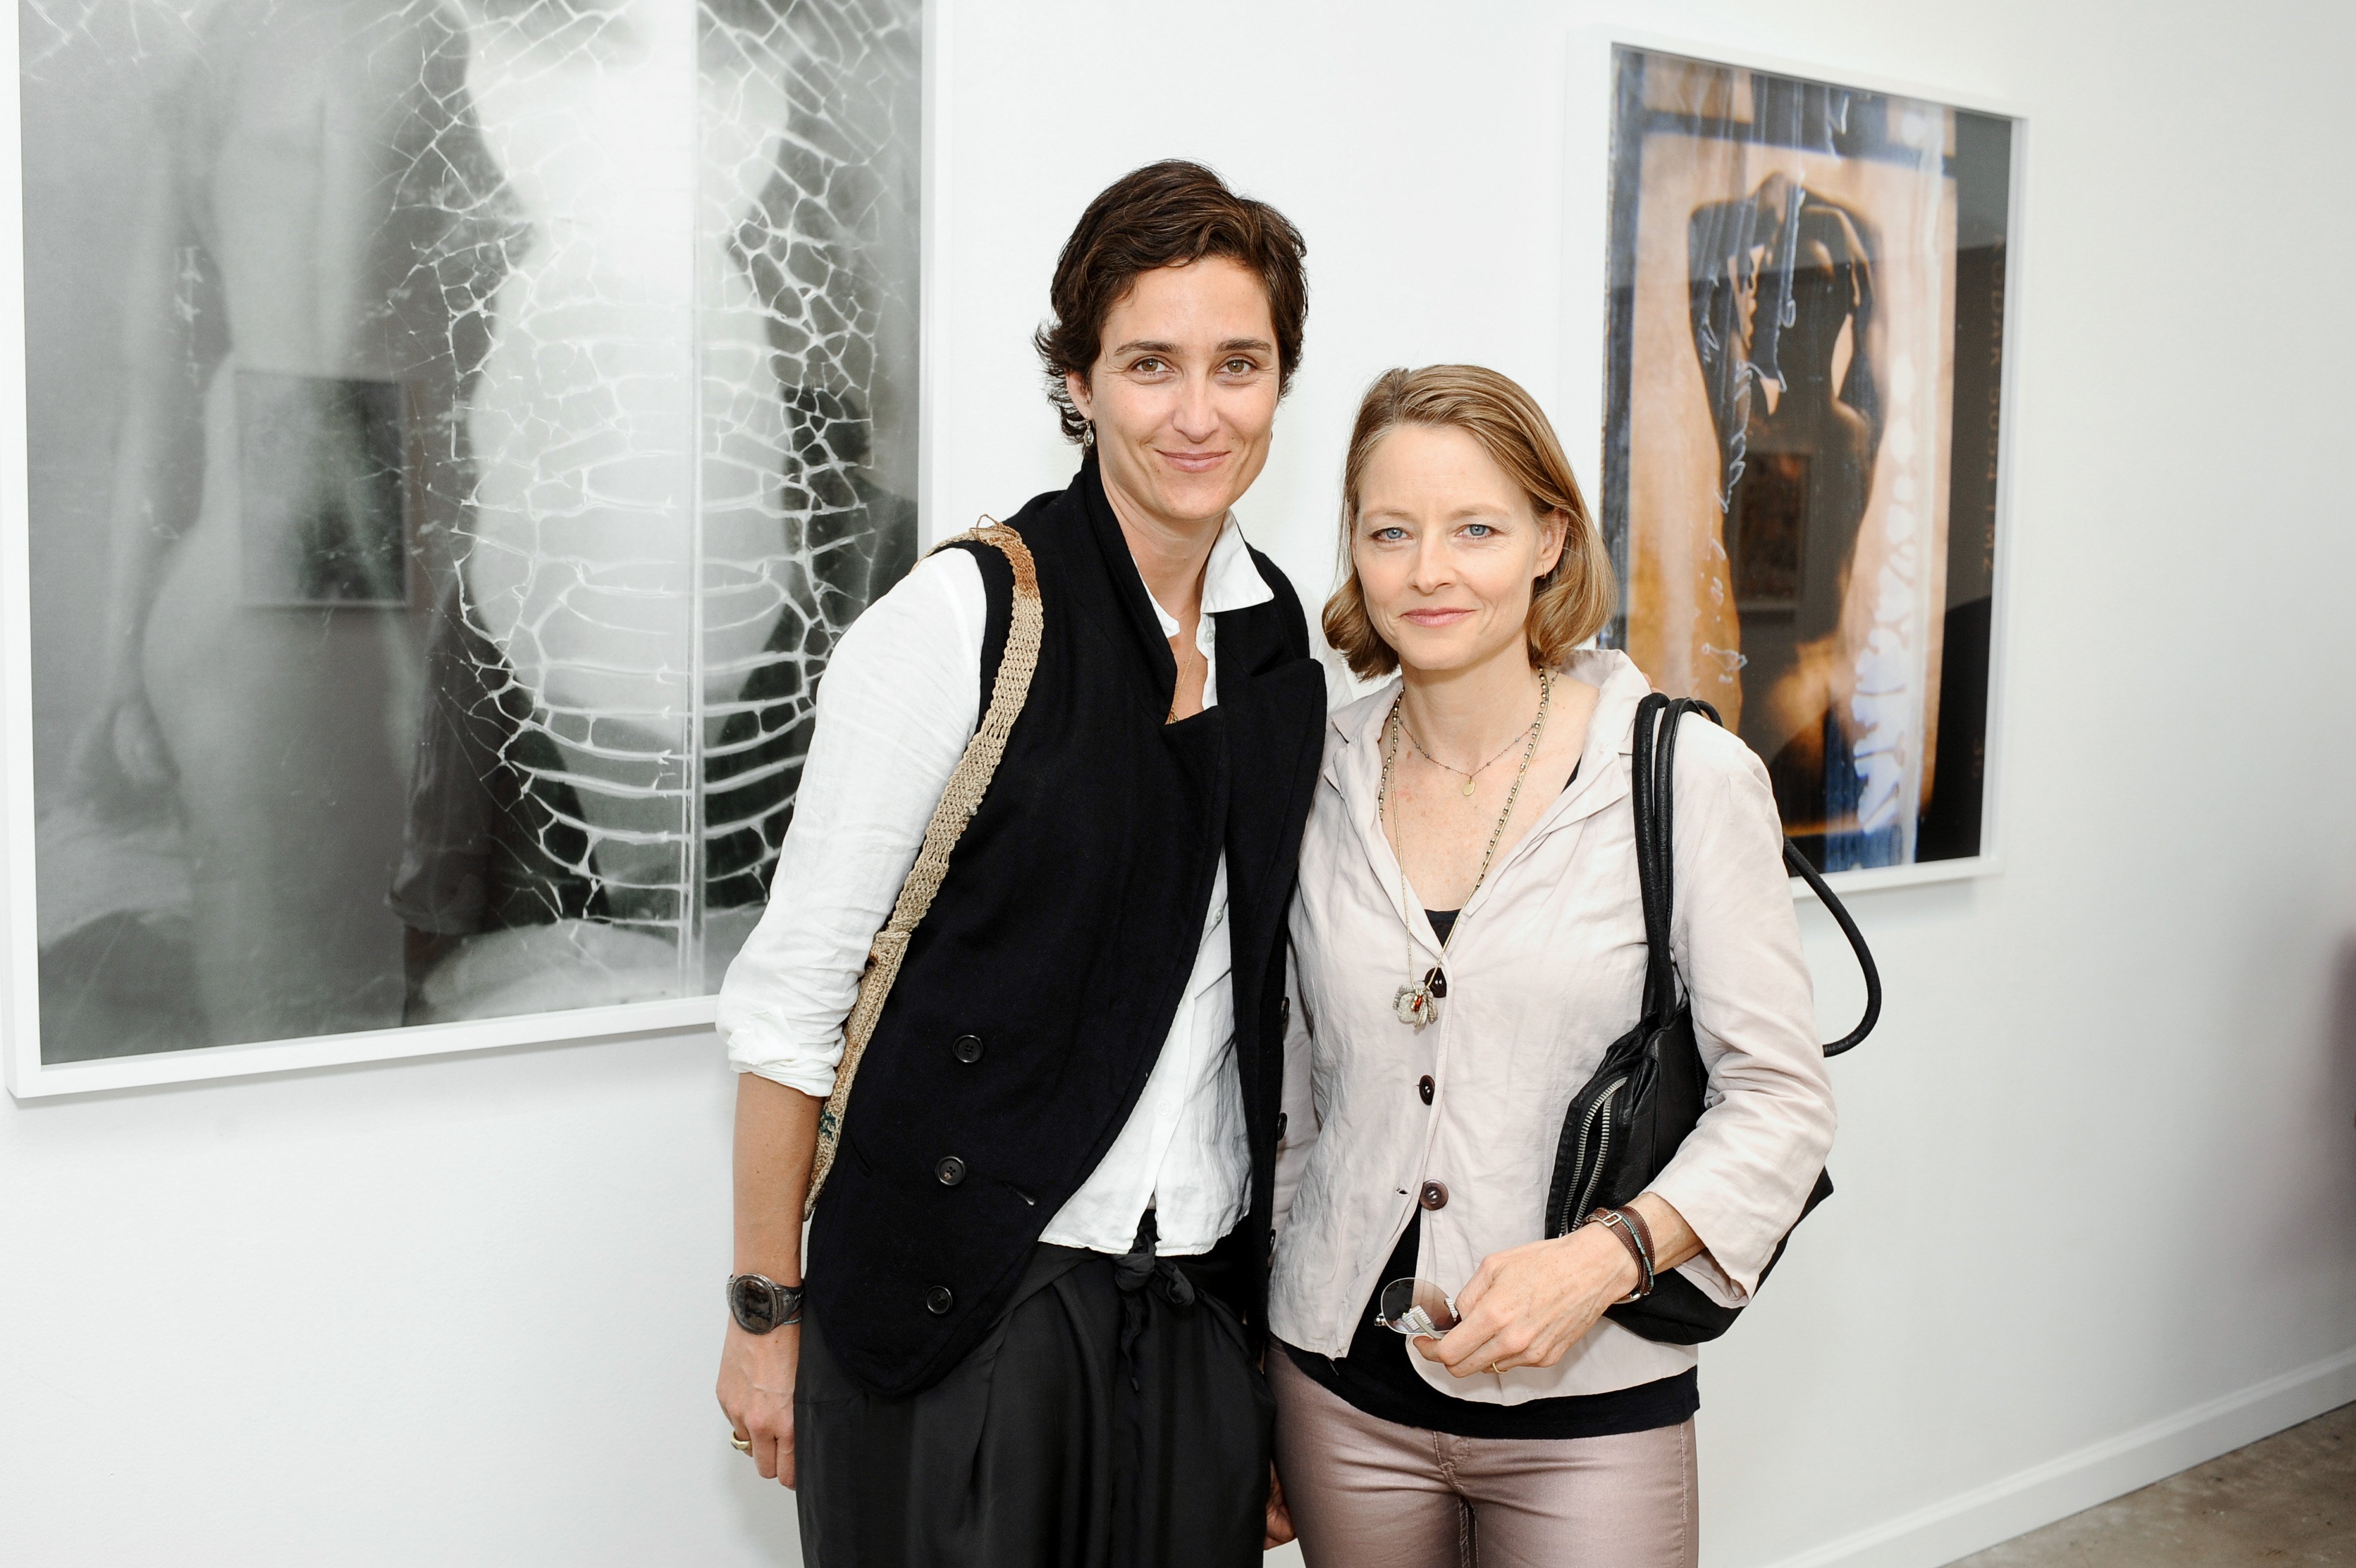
left=1322, top=365, right=1616, bottom=680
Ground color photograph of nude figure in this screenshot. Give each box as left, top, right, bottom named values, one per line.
left=1600, top=46, right=2011, bottom=871
left=17, top=0, right=920, bottom=1064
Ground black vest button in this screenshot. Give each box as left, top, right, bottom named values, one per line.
left=952, top=1034, right=985, bottom=1063
left=936, top=1156, right=967, bottom=1186
left=1276, top=1112, right=1288, bottom=1140
left=925, top=1286, right=954, bottom=1315
left=1420, top=1180, right=1449, bottom=1211
left=1279, top=997, right=1291, bottom=1026
left=1418, top=1075, right=1435, bottom=1105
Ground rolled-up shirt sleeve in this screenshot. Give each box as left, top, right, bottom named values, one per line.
left=1646, top=725, right=1839, bottom=1306
left=715, top=549, right=985, bottom=1096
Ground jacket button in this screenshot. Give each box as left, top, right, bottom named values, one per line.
left=936, top=1155, right=967, bottom=1186
left=1418, top=1075, right=1435, bottom=1105
left=952, top=1034, right=985, bottom=1063
left=1276, top=1112, right=1289, bottom=1140
left=925, top=1286, right=954, bottom=1315
left=1420, top=1180, right=1449, bottom=1212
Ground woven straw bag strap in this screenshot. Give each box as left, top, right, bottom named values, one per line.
left=804, top=521, right=1043, bottom=1217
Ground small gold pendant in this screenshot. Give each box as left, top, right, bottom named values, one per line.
left=1460, top=778, right=1477, bottom=797
left=1393, top=983, right=1438, bottom=1028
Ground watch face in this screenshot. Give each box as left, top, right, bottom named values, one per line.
left=728, top=1275, right=778, bottom=1335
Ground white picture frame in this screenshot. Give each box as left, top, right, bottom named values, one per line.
left=3, top=1, right=943, bottom=1098
left=1560, top=25, right=2027, bottom=898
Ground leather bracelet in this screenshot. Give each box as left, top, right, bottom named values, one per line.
left=1614, top=1204, right=1656, bottom=1278
left=1585, top=1207, right=1656, bottom=1301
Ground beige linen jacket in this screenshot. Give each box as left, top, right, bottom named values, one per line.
left=1268, top=649, right=1836, bottom=1403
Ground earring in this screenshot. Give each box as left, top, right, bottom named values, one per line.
left=1082, top=418, right=1096, bottom=448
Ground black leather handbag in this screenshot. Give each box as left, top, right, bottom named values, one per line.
left=1543, top=694, right=1881, bottom=1345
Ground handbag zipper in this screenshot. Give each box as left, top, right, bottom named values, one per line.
left=1560, top=1077, right=1625, bottom=1234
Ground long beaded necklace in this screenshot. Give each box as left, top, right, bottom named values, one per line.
left=1380, top=668, right=1553, bottom=1029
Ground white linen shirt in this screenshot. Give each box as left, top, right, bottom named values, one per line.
left=718, top=516, right=1275, bottom=1257
left=1269, top=649, right=1838, bottom=1401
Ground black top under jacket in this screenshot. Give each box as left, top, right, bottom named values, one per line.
left=804, top=452, right=1328, bottom=1398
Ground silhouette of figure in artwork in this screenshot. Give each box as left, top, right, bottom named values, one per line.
left=56, top=0, right=501, bottom=1053
left=1687, top=173, right=1881, bottom=848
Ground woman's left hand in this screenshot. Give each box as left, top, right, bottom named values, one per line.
left=1263, top=1462, right=1295, bottom=1548
left=1414, top=1223, right=1640, bottom=1378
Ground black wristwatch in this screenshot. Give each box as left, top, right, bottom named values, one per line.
left=726, top=1273, right=805, bottom=1335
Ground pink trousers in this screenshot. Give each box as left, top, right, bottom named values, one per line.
left=1271, top=1349, right=1699, bottom=1568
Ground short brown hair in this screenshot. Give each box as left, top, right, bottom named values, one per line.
left=1034, top=161, right=1308, bottom=443
left=1322, top=365, right=1616, bottom=678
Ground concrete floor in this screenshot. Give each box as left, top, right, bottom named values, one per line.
left=1949, top=1402, right=2354, bottom=1566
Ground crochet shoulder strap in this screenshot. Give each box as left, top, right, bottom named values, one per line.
left=804, top=521, right=1044, bottom=1216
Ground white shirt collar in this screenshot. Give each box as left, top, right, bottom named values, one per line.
left=1143, top=514, right=1274, bottom=637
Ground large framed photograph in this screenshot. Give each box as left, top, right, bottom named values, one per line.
left=1566, top=35, right=2020, bottom=887
left=3, top=0, right=925, bottom=1095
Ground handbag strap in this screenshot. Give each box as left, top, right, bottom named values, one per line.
left=804, top=521, right=1044, bottom=1217
left=1630, top=693, right=1710, bottom=1021
left=1627, top=693, right=1881, bottom=1056
left=1781, top=842, right=1883, bottom=1056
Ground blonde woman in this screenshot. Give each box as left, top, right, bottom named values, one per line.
left=1269, top=366, right=1835, bottom=1566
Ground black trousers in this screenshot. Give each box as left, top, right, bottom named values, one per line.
left=795, top=1217, right=1274, bottom=1567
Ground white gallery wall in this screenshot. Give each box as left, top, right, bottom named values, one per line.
left=5, top=1, right=2354, bottom=1564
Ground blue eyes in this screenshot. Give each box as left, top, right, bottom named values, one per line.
left=1368, top=524, right=1499, bottom=542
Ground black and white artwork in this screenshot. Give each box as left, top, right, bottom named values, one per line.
left=1600, top=45, right=2010, bottom=873
left=19, top=0, right=922, bottom=1066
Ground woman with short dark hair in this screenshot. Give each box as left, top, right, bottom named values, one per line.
left=713, top=161, right=1328, bottom=1566
left=1269, top=365, right=1836, bottom=1566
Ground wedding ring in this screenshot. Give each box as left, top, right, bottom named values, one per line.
left=730, top=1433, right=753, bottom=1453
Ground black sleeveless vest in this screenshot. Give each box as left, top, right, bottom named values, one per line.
left=805, top=454, right=1327, bottom=1397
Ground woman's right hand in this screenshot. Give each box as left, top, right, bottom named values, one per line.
left=716, top=1321, right=801, bottom=1487
left=68, top=690, right=176, bottom=811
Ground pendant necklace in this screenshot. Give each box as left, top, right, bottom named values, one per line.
left=1400, top=713, right=1540, bottom=796
left=1380, top=668, right=1553, bottom=1029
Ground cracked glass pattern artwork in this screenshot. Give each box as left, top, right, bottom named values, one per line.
left=1600, top=45, right=2009, bottom=871
left=20, top=0, right=922, bottom=1062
